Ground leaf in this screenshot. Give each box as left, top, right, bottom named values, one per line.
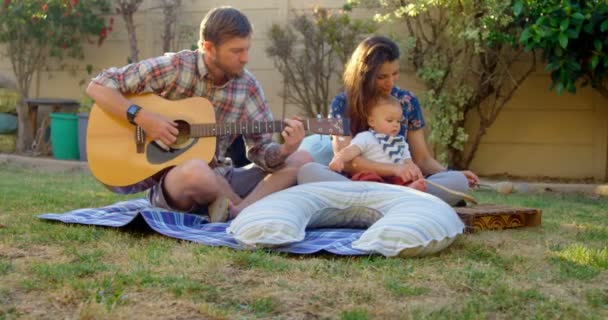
left=584, top=23, right=593, bottom=33
left=560, top=19, right=569, bottom=32
left=555, top=82, right=565, bottom=95
left=559, top=33, right=568, bottom=49
left=591, top=55, right=599, bottom=69
left=545, top=60, right=560, bottom=71
left=520, top=28, right=531, bottom=42
left=567, top=81, right=576, bottom=94
left=602, top=20, right=608, bottom=32
left=513, top=1, right=523, bottom=16
left=572, top=12, right=585, bottom=20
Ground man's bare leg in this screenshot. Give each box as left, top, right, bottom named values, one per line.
left=162, top=159, right=242, bottom=212
left=230, top=150, right=313, bottom=218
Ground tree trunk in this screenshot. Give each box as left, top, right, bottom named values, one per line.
left=161, top=0, right=181, bottom=53
left=459, top=124, right=486, bottom=169
left=123, top=13, right=139, bottom=63
left=11, top=44, right=44, bottom=154
left=116, top=0, right=144, bottom=63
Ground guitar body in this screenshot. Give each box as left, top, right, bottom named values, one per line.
left=87, top=94, right=216, bottom=193
left=87, top=94, right=350, bottom=194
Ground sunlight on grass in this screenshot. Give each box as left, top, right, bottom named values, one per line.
left=554, top=244, right=608, bottom=270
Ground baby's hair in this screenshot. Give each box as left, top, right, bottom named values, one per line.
left=373, top=94, right=400, bottom=110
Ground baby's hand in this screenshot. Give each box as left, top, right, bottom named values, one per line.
left=328, top=158, right=344, bottom=172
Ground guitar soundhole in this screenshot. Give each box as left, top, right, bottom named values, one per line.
left=170, top=120, right=191, bottom=149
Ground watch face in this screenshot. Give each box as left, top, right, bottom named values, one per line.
left=128, top=105, right=140, bottom=115
left=127, top=105, right=141, bottom=124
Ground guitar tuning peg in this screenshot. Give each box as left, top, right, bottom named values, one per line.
left=316, top=113, right=322, bottom=119
left=336, top=114, right=341, bottom=119
left=327, top=114, right=333, bottom=119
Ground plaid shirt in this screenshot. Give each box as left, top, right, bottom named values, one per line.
left=91, top=49, right=281, bottom=171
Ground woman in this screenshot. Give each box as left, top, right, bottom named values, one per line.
left=297, top=36, right=478, bottom=205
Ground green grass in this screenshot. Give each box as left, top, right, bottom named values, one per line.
left=0, top=164, right=607, bottom=319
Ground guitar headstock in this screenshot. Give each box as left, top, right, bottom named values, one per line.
left=306, top=115, right=351, bottom=136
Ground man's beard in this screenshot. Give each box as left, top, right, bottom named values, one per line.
left=212, top=58, right=244, bottom=79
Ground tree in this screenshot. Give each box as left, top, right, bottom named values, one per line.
left=516, top=0, right=608, bottom=99
left=351, top=0, right=534, bottom=168
left=266, top=6, right=377, bottom=118
left=115, top=0, right=144, bottom=63
left=159, top=0, right=182, bottom=53
left=0, top=0, right=112, bottom=153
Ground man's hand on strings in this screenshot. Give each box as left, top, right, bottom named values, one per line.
left=280, top=116, right=305, bottom=155
left=135, top=109, right=178, bottom=150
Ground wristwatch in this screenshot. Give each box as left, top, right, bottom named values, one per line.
left=126, top=104, right=142, bottom=125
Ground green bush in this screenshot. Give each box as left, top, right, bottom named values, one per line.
left=516, top=0, right=608, bottom=96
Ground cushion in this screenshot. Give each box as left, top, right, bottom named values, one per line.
left=298, top=134, right=334, bottom=165
left=226, top=181, right=464, bottom=257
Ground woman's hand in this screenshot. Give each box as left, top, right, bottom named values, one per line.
left=461, top=170, right=479, bottom=187
left=393, top=161, right=424, bottom=183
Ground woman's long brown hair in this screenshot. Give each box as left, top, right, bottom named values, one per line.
left=343, top=36, right=400, bottom=135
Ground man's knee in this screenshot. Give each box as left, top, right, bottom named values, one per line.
left=170, top=159, right=216, bottom=190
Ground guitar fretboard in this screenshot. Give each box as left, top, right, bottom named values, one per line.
left=190, top=120, right=310, bottom=137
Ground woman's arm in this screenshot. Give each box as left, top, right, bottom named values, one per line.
left=408, top=129, right=479, bottom=185
left=407, top=129, right=447, bottom=175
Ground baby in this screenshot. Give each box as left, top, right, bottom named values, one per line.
left=329, top=95, right=426, bottom=191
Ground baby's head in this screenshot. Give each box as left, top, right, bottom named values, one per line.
left=367, top=95, right=403, bottom=136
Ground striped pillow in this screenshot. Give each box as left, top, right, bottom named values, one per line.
left=226, top=181, right=464, bottom=257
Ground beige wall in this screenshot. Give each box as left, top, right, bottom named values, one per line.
left=468, top=71, right=608, bottom=181
left=1, top=0, right=606, bottom=181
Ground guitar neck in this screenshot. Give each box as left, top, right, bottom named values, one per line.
left=190, top=120, right=312, bottom=137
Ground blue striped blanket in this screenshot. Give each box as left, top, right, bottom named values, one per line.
left=38, top=199, right=368, bottom=255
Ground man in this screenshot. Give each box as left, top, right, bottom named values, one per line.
left=86, top=6, right=312, bottom=221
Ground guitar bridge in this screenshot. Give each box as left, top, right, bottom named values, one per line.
left=135, top=126, right=145, bottom=153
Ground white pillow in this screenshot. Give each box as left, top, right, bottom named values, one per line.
left=227, top=181, right=464, bottom=257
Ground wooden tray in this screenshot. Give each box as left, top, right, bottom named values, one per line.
left=455, top=204, right=542, bottom=233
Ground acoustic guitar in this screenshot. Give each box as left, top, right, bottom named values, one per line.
left=86, top=94, right=350, bottom=194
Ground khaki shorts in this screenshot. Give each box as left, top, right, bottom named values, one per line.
left=147, top=163, right=267, bottom=214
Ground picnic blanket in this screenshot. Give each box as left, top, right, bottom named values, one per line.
left=38, top=198, right=368, bottom=255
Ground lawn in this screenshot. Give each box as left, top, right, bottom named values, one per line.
left=0, top=164, right=607, bottom=319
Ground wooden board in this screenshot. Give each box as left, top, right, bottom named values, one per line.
left=455, top=204, right=542, bottom=233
